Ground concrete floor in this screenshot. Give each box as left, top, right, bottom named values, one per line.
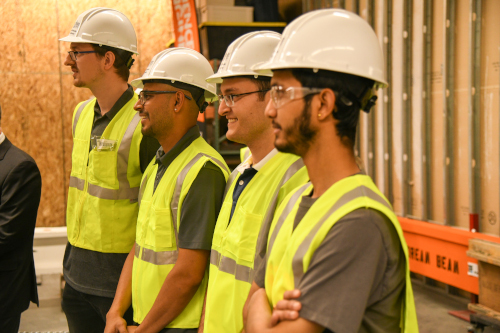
left=18, top=278, right=500, bottom=333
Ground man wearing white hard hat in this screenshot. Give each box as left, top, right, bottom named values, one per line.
left=202, top=31, right=309, bottom=333
left=59, top=8, right=159, bottom=333
left=104, top=48, right=229, bottom=333
left=245, top=9, right=419, bottom=333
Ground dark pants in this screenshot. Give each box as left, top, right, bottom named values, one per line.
left=0, top=314, right=21, bottom=333
left=62, top=283, right=133, bottom=333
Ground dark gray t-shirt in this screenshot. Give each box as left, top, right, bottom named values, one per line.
left=255, top=196, right=405, bottom=333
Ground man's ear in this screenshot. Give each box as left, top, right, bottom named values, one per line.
left=173, top=91, right=186, bottom=113
left=317, top=88, right=336, bottom=121
left=103, top=51, right=116, bottom=71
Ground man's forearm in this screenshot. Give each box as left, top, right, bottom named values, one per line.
left=108, top=245, right=135, bottom=316
left=136, top=248, right=209, bottom=333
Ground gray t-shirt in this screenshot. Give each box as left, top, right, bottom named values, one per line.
left=255, top=197, right=405, bottom=333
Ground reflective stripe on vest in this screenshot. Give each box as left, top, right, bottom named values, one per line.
left=290, top=185, right=392, bottom=288
left=268, top=183, right=311, bottom=254
left=210, top=249, right=254, bottom=283
left=69, top=112, right=141, bottom=201
left=135, top=152, right=228, bottom=265
left=253, top=158, right=305, bottom=272
left=211, top=158, right=305, bottom=282
left=72, top=98, right=93, bottom=136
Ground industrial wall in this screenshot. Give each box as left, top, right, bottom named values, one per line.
left=0, top=0, right=173, bottom=226
left=346, top=0, right=500, bottom=236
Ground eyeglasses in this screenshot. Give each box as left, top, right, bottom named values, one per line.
left=67, top=50, right=97, bottom=62
left=217, top=89, right=269, bottom=107
left=270, top=86, right=324, bottom=108
left=138, top=90, right=192, bottom=105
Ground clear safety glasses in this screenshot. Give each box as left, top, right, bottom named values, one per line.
left=217, top=89, right=270, bottom=107
left=67, top=50, right=97, bottom=61
left=270, top=86, right=324, bottom=108
left=138, top=90, right=192, bottom=105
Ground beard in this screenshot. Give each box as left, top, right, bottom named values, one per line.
left=275, top=99, right=318, bottom=156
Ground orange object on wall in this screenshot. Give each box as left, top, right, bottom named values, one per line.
left=171, top=0, right=200, bottom=51
left=400, top=217, right=500, bottom=294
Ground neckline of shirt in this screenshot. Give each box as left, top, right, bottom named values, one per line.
left=236, top=148, right=279, bottom=174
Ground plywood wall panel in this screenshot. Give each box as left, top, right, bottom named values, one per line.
left=136, top=1, right=174, bottom=75
left=1, top=73, right=65, bottom=227
left=479, top=0, right=500, bottom=236
left=0, top=0, right=24, bottom=73
left=453, top=0, right=471, bottom=229
left=430, top=0, right=445, bottom=224
left=17, top=0, right=59, bottom=74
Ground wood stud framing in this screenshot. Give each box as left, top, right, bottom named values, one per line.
left=443, top=0, right=456, bottom=226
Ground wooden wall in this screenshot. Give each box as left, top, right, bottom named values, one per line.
left=0, top=0, right=173, bottom=227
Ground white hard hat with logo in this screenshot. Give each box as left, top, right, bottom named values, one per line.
left=206, top=31, right=281, bottom=83
left=60, top=7, right=138, bottom=55
left=254, top=9, right=387, bottom=88
left=131, top=48, right=217, bottom=103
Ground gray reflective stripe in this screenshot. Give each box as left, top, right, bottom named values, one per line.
left=291, top=185, right=392, bottom=288
left=69, top=176, right=85, bottom=190
left=138, top=174, right=149, bottom=206
left=243, top=149, right=251, bottom=160
left=117, top=113, right=141, bottom=195
left=254, top=158, right=305, bottom=272
left=223, top=167, right=241, bottom=200
left=134, top=243, right=178, bottom=265
left=72, top=98, right=93, bottom=136
left=210, top=249, right=254, bottom=283
left=268, top=183, right=311, bottom=254
left=170, top=153, right=228, bottom=246
left=69, top=176, right=140, bottom=200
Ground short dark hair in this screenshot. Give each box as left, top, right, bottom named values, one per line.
left=240, top=76, right=271, bottom=100
left=289, top=68, right=375, bottom=148
left=91, top=44, right=134, bottom=81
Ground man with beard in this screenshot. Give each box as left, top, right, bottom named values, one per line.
left=244, top=9, right=419, bottom=333
left=60, top=8, right=159, bottom=333
left=104, top=48, right=229, bottom=333
left=202, top=31, right=308, bottom=333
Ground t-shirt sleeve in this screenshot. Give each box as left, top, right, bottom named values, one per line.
left=296, top=209, right=391, bottom=333
left=178, top=161, right=226, bottom=250
left=139, top=135, right=161, bottom=173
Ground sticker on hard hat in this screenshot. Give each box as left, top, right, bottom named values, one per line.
left=70, top=21, right=81, bottom=36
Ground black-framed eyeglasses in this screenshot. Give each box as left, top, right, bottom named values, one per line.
left=138, top=90, right=193, bottom=105
left=67, top=50, right=97, bottom=62
left=217, top=89, right=270, bottom=107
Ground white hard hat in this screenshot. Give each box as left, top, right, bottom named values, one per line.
left=60, top=7, right=138, bottom=55
left=255, top=9, right=387, bottom=88
left=206, top=31, right=281, bottom=83
left=131, top=48, right=217, bottom=103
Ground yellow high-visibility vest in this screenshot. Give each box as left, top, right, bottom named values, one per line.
left=204, top=152, right=308, bottom=333
left=132, top=137, right=229, bottom=328
left=67, top=96, right=143, bottom=253
left=266, top=175, right=419, bottom=333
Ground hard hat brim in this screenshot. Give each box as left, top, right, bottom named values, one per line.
left=131, top=76, right=218, bottom=103
left=206, top=70, right=273, bottom=84
left=254, top=62, right=388, bottom=88
left=59, top=35, right=139, bottom=55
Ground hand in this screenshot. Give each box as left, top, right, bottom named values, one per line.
left=271, top=289, right=302, bottom=326
left=127, top=325, right=138, bottom=333
left=104, top=312, right=128, bottom=333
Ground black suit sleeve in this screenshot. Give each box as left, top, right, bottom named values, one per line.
left=0, top=160, right=42, bottom=255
